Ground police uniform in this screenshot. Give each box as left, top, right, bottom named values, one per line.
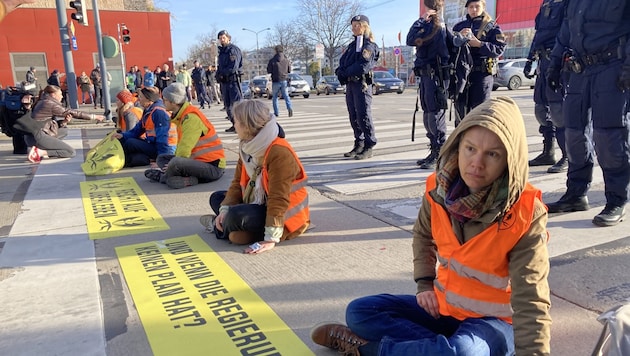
left=526, top=0, right=568, bottom=172
left=191, top=62, right=211, bottom=109
left=406, top=1, right=450, bottom=169
left=452, top=4, right=505, bottom=123
left=216, top=30, right=243, bottom=132
left=546, top=0, right=630, bottom=227
left=336, top=15, right=379, bottom=160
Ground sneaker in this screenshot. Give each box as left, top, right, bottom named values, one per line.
left=144, top=168, right=163, bottom=182
left=28, top=146, right=41, bottom=163
left=225, top=126, right=236, bottom=133
left=592, top=204, right=625, bottom=227
left=355, top=147, right=373, bottom=160
left=199, top=214, right=216, bottom=231
left=288, top=108, right=293, bottom=117
left=310, top=323, right=367, bottom=356
left=166, top=176, right=199, bottom=189
left=547, top=157, right=568, bottom=173
left=546, top=194, right=589, bottom=213
left=344, top=144, right=364, bottom=158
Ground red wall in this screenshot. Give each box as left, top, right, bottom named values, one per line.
left=0, top=8, right=172, bottom=86
left=496, top=0, right=539, bottom=30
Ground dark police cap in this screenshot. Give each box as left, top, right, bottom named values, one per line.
left=217, top=30, right=230, bottom=39
left=351, top=14, right=369, bottom=24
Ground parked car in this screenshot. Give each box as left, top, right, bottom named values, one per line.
left=241, top=80, right=251, bottom=99
left=288, top=73, right=310, bottom=98
left=315, top=75, right=346, bottom=95
left=493, top=58, right=537, bottom=90
left=372, top=71, right=405, bottom=95
left=250, top=76, right=270, bottom=98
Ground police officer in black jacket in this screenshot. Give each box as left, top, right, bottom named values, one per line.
left=545, top=0, right=630, bottom=227
left=336, top=15, right=379, bottom=160
left=216, top=30, right=243, bottom=133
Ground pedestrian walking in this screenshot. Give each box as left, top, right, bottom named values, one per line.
left=267, top=45, right=293, bottom=118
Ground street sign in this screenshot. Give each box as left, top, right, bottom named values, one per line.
left=71, top=36, right=78, bottom=51
left=315, top=43, right=324, bottom=59
left=394, top=47, right=401, bottom=56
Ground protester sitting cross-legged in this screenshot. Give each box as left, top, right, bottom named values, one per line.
left=111, top=86, right=176, bottom=167
left=144, top=82, right=226, bottom=189
left=311, top=97, right=551, bottom=355
left=199, top=99, right=310, bottom=254
left=25, top=85, right=105, bottom=162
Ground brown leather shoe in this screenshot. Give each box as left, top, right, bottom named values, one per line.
left=311, top=323, right=366, bottom=356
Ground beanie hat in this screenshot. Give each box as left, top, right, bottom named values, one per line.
left=162, top=82, right=187, bottom=104
left=351, top=14, right=369, bottom=24
left=465, top=0, right=481, bottom=6
left=140, top=87, right=160, bottom=102
left=116, top=89, right=134, bottom=104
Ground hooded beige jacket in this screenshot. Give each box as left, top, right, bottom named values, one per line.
left=413, top=97, right=552, bottom=355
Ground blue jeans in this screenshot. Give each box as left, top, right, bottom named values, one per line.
left=346, top=294, right=514, bottom=356
left=271, top=81, right=292, bottom=116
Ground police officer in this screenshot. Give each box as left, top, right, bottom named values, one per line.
left=451, top=0, right=505, bottom=123
left=216, top=30, right=243, bottom=133
left=406, top=0, right=450, bottom=169
left=191, top=60, right=211, bottom=109
left=336, top=15, right=379, bottom=160
left=545, top=0, right=630, bottom=227
left=525, top=0, right=568, bottom=174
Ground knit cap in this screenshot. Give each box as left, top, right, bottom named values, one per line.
left=116, top=90, right=134, bottom=104
left=162, top=82, right=187, bottom=104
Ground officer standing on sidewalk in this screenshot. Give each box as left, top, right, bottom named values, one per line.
left=216, top=30, right=243, bottom=133
left=524, top=0, right=568, bottom=174
left=406, top=0, right=450, bottom=169
left=336, top=14, right=379, bottom=160
left=545, top=0, right=630, bottom=227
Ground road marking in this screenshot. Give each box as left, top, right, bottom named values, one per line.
left=116, top=235, right=313, bottom=356
left=80, top=177, right=169, bottom=239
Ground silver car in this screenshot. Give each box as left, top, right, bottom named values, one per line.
left=493, top=58, right=537, bottom=90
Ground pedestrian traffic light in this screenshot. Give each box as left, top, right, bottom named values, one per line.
left=69, top=0, right=88, bottom=26
left=121, top=25, right=131, bottom=44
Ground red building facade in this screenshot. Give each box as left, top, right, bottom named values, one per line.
left=0, top=7, right=172, bottom=97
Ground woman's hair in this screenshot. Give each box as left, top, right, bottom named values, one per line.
left=232, top=100, right=272, bottom=138
left=360, top=21, right=375, bottom=42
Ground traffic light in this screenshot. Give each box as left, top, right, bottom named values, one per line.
left=121, top=25, right=131, bottom=44
left=69, top=0, right=88, bottom=26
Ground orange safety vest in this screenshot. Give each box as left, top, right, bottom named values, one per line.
left=425, top=173, right=542, bottom=324
left=143, top=106, right=178, bottom=146
left=176, top=104, right=225, bottom=163
left=239, top=137, right=309, bottom=233
left=118, top=106, right=143, bottom=132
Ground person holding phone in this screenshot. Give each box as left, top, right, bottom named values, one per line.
left=199, top=99, right=310, bottom=254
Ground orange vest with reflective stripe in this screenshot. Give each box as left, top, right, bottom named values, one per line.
left=176, top=104, right=225, bottom=163
left=143, top=106, right=178, bottom=146
left=239, top=137, right=309, bottom=233
left=118, top=106, right=143, bottom=132
left=425, top=173, right=541, bottom=324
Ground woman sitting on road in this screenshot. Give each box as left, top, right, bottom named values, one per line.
left=199, top=99, right=310, bottom=254
left=114, top=89, right=142, bottom=132
left=26, top=85, right=105, bottom=162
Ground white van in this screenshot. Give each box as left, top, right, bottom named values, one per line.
left=288, top=73, right=311, bottom=98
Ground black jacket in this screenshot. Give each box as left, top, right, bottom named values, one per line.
left=267, top=53, right=290, bottom=82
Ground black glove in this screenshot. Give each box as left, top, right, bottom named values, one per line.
left=617, top=64, right=630, bottom=91
left=523, top=60, right=534, bottom=79
left=546, top=66, right=561, bottom=92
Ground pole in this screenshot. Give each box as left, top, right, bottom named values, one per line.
left=92, top=0, right=112, bottom=120
left=242, top=28, right=270, bottom=77
left=54, top=0, right=79, bottom=109
left=117, top=23, right=126, bottom=90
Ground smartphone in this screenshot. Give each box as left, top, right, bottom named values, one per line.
left=248, top=242, right=263, bottom=252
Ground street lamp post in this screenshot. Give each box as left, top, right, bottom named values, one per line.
left=242, top=27, right=271, bottom=76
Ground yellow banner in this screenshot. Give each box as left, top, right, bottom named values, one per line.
left=81, top=130, right=125, bottom=176
left=116, top=235, right=313, bottom=356
left=80, top=177, right=169, bottom=239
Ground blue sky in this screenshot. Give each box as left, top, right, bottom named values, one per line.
left=161, top=0, right=422, bottom=61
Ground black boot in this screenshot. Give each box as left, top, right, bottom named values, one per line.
left=547, top=156, right=568, bottom=173
left=529, top=137, right=556, bottom=166
left=355, top=146, right=373, bottom=160
left=419, top=147, right=440, bottom=169
left=416, top=149, right=436, bottom=166
left=344, top=142, right=364, bottom=158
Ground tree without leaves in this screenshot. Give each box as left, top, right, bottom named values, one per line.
left=297, top=0, right=363, bottom=74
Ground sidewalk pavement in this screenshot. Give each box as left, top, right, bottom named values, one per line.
left=0, top=123, right=613, bottom=355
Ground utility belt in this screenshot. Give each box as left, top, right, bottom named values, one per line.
left=534, top=48, right=552, bottom=61
left=347, top=72, right=373, bottom=85
left=414, top=65, right=435, bottom=77
left=217, top=73, right=240, bottom=83
left=567, top=40, right=625, bottom=73
left=471, top=58, right=496, bottom=75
